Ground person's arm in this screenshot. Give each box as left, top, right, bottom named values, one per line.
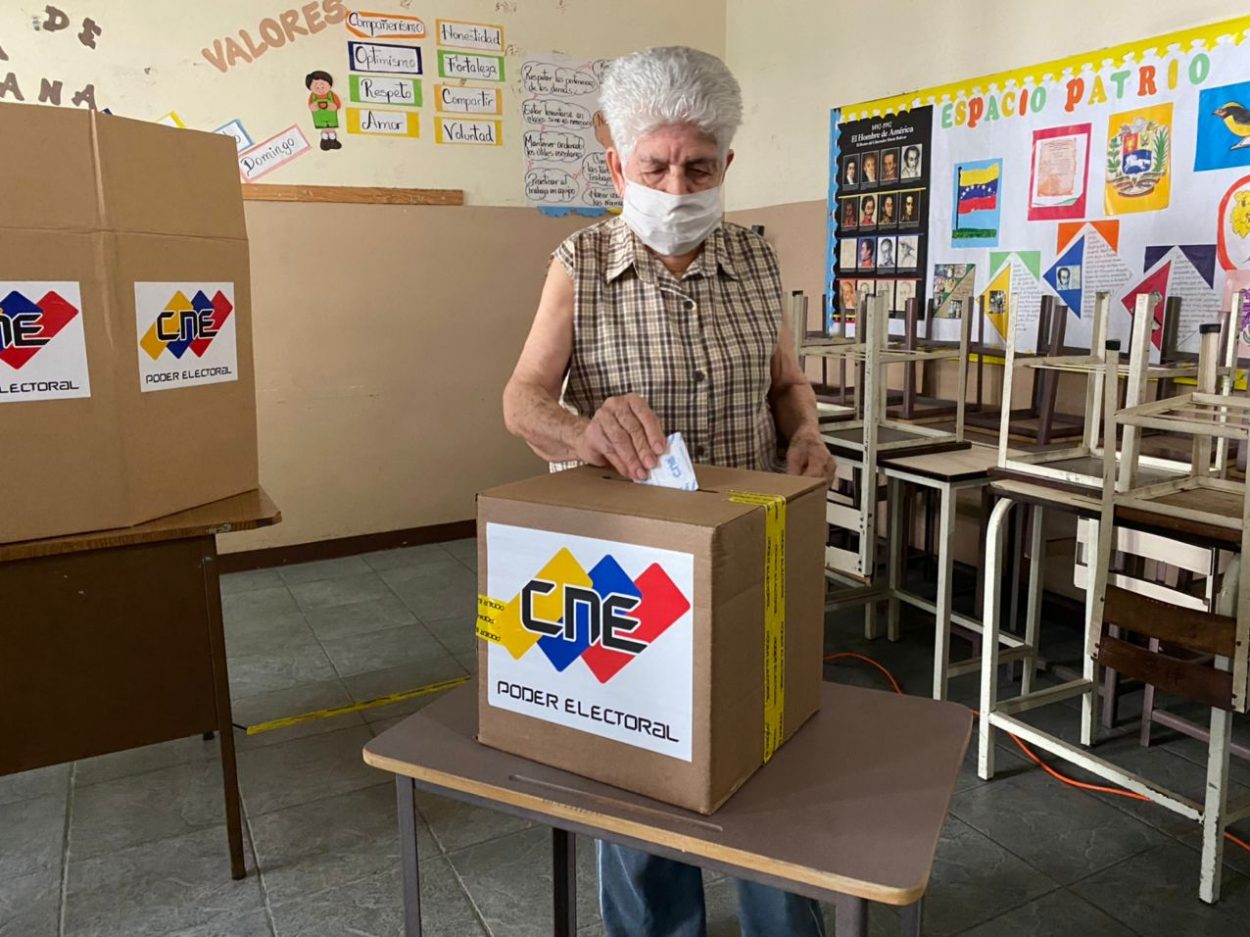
left=768, top=314, right=836, bottom=481
left=503, top=261, right=666, bottom=479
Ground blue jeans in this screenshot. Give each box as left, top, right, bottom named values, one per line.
left=598, top=842, right=826, bottom=937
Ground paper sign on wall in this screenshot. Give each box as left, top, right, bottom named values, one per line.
left=0, top=282, right=90, bottom=403
left=213, top=119, right=254, bottom=153
left=1028, top=124, right=1091, bottom=221
left=349, top=75, right=421, bottom=108
left=437, top=50, right=505, bottom=82
left=485, top=523, right=695, bottom=762
left=134, top=282, right=238, bottom=392
left=978, top=252, right=1043, bottom=350
left=238, top=125, right=311, bottom=181
left=345, top=10, right=426, bottom=40
left=434, top=117, right=500, bottom=145
left=1105, top=102, right=1173, bottom=216
left=348, top=108, right=420, bottom=138
left=435, top=84, right=501, bottom=114
left=522, top=53, right=619, bottom=214
left=436, top=19, right=504, bottom=53
left=348, top=41, right=422, bottom=75
left=1219, top=173, right=1250, bottom=271
left=827, top=14, right=1250, bottom=353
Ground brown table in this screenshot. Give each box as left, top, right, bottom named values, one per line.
left=364, top=680, right=972, bottom=937
left=0, top=489, right=280, bottom=880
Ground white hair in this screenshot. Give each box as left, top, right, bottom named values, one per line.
left=599, top=46, right=742, bottom=161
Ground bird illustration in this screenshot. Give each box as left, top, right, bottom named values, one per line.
left=1213, top=102, right=1250, bottom=149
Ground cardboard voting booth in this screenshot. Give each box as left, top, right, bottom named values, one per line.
left=475, top=465, right=826, bottom=814
left=0, top=103, right=257, bottom=543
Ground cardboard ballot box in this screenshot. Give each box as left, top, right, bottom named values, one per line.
left=0, top=103, right=257, bottom=543
left=475, top=465, right=826, bottom=814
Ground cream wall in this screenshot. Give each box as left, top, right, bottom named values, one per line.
left=723, top=0, right=1250, bottom=211
left=15, top=3, right=1247, bottom=552
left=1, top=1, right=725, bottom=552
left=218, top=202, right=586, bottom=552
left=1, top=0, right=723, bottom=204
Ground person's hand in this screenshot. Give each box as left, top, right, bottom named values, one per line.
left=786, top=429, right=836, bottom=484
left=575, top=394, right=666, bottom=481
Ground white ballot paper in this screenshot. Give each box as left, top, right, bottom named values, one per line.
left=637, top=432, right=700, bottom=491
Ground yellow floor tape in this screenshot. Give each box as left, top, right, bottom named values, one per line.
left=243, top=675, right=471, bottom=735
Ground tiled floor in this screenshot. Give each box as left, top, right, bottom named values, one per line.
left=2, top=541, right=1250, bottom=936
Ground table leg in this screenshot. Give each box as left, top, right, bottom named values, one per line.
left=552, top=828, right=577, bottom=937
left=835, top=895, right=868, bottom=937
left=1200, top=699, right=1232, bottom=904
left=974, top=487, right=990, bottom=613
left=1101, top=624, right=1121, bottom=729
left=887, top=477, right=905, bottom=643
left=201, top=543, right=246, bottom=881
left=900, top=898, right=923, bottom=937
left=1022, top=505, right=1044, bottom=696
left=1080, top=517, right=1101, bottom=748
left=397, top=776, right=422, bottom=937
left=1008, top=506, right=1025, bottom=634
left=932, top=484, right=956, bottom=701
left=979, top=498, right=1014, bottom=781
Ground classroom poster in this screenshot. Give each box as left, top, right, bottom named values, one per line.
left=828, top=107, right=932, bottom=330
left=826, top=14, right=1250, bottom=352
left=520, top=52, right=620, bottom=216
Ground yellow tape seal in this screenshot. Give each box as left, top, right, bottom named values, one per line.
left=728, top=490, right=787, bottom=763
left=476, top=595, right=506, bottom=645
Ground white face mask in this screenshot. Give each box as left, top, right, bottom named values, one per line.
left=620, top=178, right=723, bottom=256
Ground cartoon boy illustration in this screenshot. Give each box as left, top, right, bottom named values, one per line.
left=306, top=70, right=342, bottom=151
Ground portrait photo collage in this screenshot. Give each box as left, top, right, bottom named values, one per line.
left=833, top=109, right=933, bottom=319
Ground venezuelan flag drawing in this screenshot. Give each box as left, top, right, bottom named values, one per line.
left=952, top=158, right=1003, bottom=248
left=957, top=163, right=1000, bottom=213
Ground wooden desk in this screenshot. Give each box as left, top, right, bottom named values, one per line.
left=878, top=446, right=1035, bottom=701
left=364, top=681, right=972, bottom=937
left=0, top=489, right=280, bottom=880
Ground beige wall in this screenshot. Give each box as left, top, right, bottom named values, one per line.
left=1, top=0, right=723, bottom=203
left=218, top=203, right=584, bottom=551
left=723, top=0, right=1250, bottom=210
left=97, top=4, right=1250, bottom=553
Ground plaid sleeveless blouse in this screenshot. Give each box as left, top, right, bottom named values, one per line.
left=552, top=217, right=782, bottom=472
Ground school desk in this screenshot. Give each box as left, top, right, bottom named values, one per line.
left=879, top=444, right=1036, bottom=701
left=0, top=489, right=280, bottom=880
left=363, top=680, right=972, bottom=937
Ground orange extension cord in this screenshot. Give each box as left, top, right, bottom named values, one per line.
left=823, top=652, right=1250, bottom=855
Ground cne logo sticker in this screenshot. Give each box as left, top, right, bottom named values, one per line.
left=0, top=282, right=91, bottom=403
left=491, top=547, right=690, bottom=683
left=134, top=283, right=238, bottom=392
left=485, top=524, right=695, bottom=760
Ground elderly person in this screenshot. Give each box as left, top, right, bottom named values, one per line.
left=503, top=46, right=832, bottom=937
